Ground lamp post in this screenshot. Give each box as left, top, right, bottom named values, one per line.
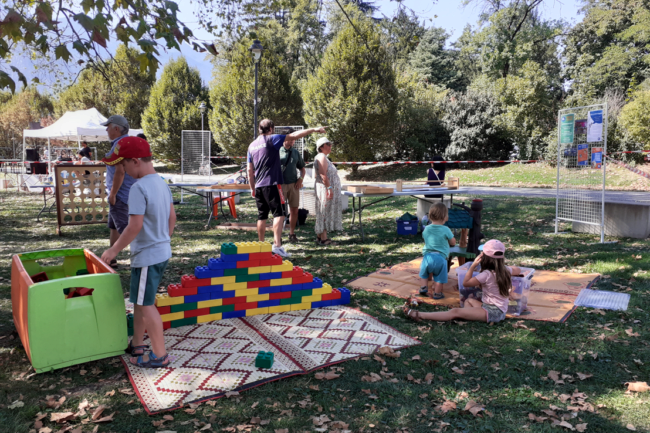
left=249, top=39, right=264, bottom=139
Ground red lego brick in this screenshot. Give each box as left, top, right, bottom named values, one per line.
left=248, top=279, right=271, bottom=289
left=282, top=266, right=304, bottom=279
left=234, top=301, right=258, bottom=311
left=269, top=291, right=292, bottom=300
left=223, top=296, right=247, bottom=306
left=249, top=252, right=273, bottom=260
left=181, top=275, right=211, bottom=288
left=157, top=306, right=171, bottom=315
left=322, top=290, right=341, bottom=301
left=185, top=308, right=210, bottom=318
left=168, top=283, right=198, bottom=297
left=292, top=272, right=313, bottom=285
left=260, top=254, right=283, bottom=266
left=163, top=321, right=171, bottom=330
left=237, top=259, right=261, bottom=268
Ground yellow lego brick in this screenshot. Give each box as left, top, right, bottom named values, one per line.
left=270, top=277, right=292, bottom=287
left=235, top=242, right=260, bottom=254
left=302, top=295, right=323, bottom=303
left=197, top=313, right=222, bottom=323
left=271, top=261, right=293, bottom=272
left=259, top=241, right=273, bottom=253
left=224, top=282, right=248, bottom=291
left=212, top=276, right=237, bottom=285
left=246, top=307, right=269, bottom=316
left=160, top=312, right=184, bottom=322
left=268, top=304, right=291, bottom=314
left=322, top=283, right=332, bottom=291
left=247, top=293, right=270, bottom=302
left=291, top=302, right=311, bottom=311
left=235, top=288, right=260, bottom=297
left=312, top=287, right=333, bottom=295
left=197, top=299, right=223, bottom=308
left=156, top=294, right=185, bottom=307
left=248, top=266, right=271, bottom=274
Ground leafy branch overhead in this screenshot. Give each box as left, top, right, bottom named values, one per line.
left=0, top=0, right=218, bottom=92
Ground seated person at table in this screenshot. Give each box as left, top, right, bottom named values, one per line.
left=425, top=155, right=445, bottom=199
left=419, top=203, right=456, bottom=299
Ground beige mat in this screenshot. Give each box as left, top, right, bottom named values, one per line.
left=348, top=258, right=600, bottom=322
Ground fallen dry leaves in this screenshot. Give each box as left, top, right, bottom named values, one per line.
left=377, top=346, right=401, bottom=358
left=50, top=412, right=75, bottom=424
left=314, top=370, right=340, bottom=380
left=626, top=382, right=650, bottom=392
left=464, top=400, right=485, bottom=417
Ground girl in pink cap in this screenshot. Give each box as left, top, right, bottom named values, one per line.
left=403, top=239, right=520, bottom=323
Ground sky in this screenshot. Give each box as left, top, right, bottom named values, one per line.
left=167, top=0, right=584, bottom=86
left=10, top=0, right=584, bottom=91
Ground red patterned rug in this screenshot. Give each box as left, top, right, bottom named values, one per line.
left=121, top=306, right=420, bottom=414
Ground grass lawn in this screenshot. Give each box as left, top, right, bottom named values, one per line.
left=343, top=162, right=650, bottom=191
left=0, top=187, right=649, bottom=433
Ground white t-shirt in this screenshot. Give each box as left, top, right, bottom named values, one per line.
left=475, top=266, right=513, bottom=313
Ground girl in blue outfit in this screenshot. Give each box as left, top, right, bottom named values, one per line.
left=418, top=203, right=456, bottom=299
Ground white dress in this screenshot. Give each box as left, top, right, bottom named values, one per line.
left=314, top=156, right=343, bottom=234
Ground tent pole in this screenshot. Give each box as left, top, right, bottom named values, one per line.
left=21, top=136, right=26, bottom=193
left=48, top=138, right=52, bottom=179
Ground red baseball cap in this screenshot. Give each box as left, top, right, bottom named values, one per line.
left=482, top=239, right=506, bottom=258
left=102, top=137, right=152, bottom=166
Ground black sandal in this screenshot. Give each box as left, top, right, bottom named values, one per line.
left=126, top=341, right=149, bottom=356
left=320, top=238, right=337, bottom=246
left=288, top=234, right=298, bottom=243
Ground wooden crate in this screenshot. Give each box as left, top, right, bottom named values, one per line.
left=345, top=185, right=394, bottom=194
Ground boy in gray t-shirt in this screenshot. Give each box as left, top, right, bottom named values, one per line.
left=101, top=137, right=176, bottom=368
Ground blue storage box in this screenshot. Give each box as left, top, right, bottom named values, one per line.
left=396, top=216, right=419, bottom=235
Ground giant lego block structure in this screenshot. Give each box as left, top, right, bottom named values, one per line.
left=155, top=241, right=351, bottom=329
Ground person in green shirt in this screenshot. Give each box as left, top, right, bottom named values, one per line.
left=280, top=141, right=306, bottom=243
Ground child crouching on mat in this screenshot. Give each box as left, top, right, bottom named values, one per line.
left=418, top=203, right=456, bottom=300
left=404, top=239, right=520, bottom=323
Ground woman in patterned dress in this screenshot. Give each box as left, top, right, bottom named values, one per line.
left=314, top=137, right=342, bottom=246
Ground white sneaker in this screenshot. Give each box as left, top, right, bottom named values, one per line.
left=272, top=245, right=291, bottom=258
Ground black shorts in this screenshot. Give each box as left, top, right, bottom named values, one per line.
left=255, top=185, right=284, bottom=220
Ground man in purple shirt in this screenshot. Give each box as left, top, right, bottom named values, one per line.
left=248, top=119, right=326, bottom=257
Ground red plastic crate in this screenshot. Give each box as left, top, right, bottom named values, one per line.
left=181, top=275, right=211, bottom=288
left=168, top=284, right=198, bottom=297
left=292, top=272, right=313, bottom=285
left=223, top=296, right=247, bottom=306
left=185, top=308, right=210, bottom=318
left=237, top=259, right=261, bottom=268
left=157, top=306, right=171, bottom=315
left=163, top=321, right=171, bottom=330
left=260, top=254, right=283, bottom=266
left=322, top=290, right=341, bottom=301
left=269, top=291, right=292, bottom=300
left=249, top=252, right=273, bottom=260
left=247, top=279, right=271, bottom=289
left=234, top=301, right=258, bottom=311
left=282, top=266, right=304, bottom=279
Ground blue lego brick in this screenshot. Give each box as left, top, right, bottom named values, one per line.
left=195, top=266, right=225, bottom=279
left=255, top=351, right=274, bottom=369
left=208, top=258, right=237, bottom=270
left=258, top=286, right=276, bottom=295
left=185, top=293, right=211, bottom=303
left=302, top=278, right=323, bottom=290
left=221, top=253, right=249, bottom=262
left=311, top=300, right=332, bottom=308
left=258, top=299, right=281, bottom=308
left=283, top=283, right=303, bottom=292
left=211, top=290, right=236, bottom=300
left=259, top=272, right=282, bottom=280
left=198, top=284, right=224, bottom=294
left=338, top=288, right=351, bottom=304
left=222, top=310, right=246, bottom=319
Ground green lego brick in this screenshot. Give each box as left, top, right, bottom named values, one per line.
left=170, top=317, right=198, bottom=328
left=280, top=297, right=301, bottom=306
left=255, top=351, right=274, bottom=369
left=170, top=302, right=198, bottom=313
left=293, top=289, right=313, bottom=297
left=225, top=268, right=249, bottom=277
left=235, top=274, right=260, bottom=283
left=210, top=304, right=235, bottom=314
left=221, top=242, right=237, bottom=255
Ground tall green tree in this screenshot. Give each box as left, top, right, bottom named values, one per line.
left=0, top=87, right=53, bottom=157
left=209, top=20, right=304, bottom=157
left=302, top=11, right=397, bottom=169
left=564, top=0, right=650, bottom=102
left=381, top=8, right=427, bottom=65
left=141, top=57, right=209, bottom=163
left=55, top=45, right=155, bottom=128
left=620, top=89, right=650, bottom=150
left=408, top=27, right=466, bottom=91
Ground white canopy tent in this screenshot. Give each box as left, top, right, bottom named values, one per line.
left=22, top=108, right=143, bottom=167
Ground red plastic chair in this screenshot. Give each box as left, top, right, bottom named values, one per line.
left=213, top=192, right=237, bottom=219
